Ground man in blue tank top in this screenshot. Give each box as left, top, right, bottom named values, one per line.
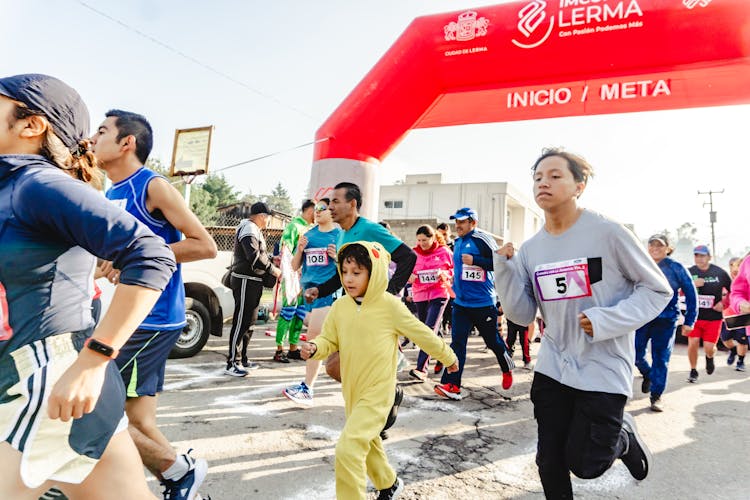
left=91, top=110, right=217, bottom=500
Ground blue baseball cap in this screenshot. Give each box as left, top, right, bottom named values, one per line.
left=693, top=245, right=711, bottom=256
left=0, top=74, right=89, bottom=153
left=449, top=207, right=477, bottom=221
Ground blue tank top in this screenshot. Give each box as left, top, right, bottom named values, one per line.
left=301, top=226, right=341, bottom=291
left=106, top=167, right=186, bottom=330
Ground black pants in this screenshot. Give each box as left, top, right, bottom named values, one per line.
left=506, top=319, right=531, bottom=364
left=227, top=275, right=263, bottom=365
left=530, top=372, right=628, bottom=499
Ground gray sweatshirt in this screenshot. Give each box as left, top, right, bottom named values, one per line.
left=494, top=209, right=671, bottom=396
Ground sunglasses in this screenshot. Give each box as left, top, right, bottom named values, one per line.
left=314, top=204, right=328, bottom=212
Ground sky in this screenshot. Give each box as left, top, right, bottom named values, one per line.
left=4, top=0, right=749, bottom=260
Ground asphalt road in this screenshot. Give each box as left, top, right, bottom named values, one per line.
left=152, top=322, right=750, bottom=499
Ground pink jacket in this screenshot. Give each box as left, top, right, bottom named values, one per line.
left=412, top=243, right=453, bottom=302
left=729, top=257, right=750, bottom=312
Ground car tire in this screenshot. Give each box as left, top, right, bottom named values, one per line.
left=169, top=298, right=211, bottom=359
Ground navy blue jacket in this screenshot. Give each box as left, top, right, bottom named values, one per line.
left=0, top=155, right=175, bottom=359
left=657, top=257, right=698, bottom=326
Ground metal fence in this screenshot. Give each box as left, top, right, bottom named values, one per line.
left=207, top=212, right=286, bottom=254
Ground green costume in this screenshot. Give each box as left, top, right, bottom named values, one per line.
left=276, top=215, right=312, bottom=346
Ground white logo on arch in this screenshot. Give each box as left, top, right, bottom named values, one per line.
left=444, top=11, right=490, bottom=42
left=683, top=0, right=712, bottom=9
left=512, top=0, right=555, bottom=49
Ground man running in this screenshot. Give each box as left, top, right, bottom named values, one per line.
left=91, top=110, right=217, bottom=500
left=433, top=207, right=514, bottom=400
left=274, top=199, right=314, bottom=362
left=686, top=245, right=732, bottom=383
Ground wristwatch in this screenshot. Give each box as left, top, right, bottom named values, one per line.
left=84, top=338, right=119, bottom=359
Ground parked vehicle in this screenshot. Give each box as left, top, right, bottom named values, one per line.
left=97, top=250, right=235, bottom=358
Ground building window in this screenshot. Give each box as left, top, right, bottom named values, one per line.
left=384, top=200, right=403, bottom=209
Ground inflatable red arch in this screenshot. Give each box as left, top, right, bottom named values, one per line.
left=308, top=0, right=750, bottom=217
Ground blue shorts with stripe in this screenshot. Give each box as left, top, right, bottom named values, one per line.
left=115, top=328, right=182, bottom=397
left=0, top=332, right=127, bottom=487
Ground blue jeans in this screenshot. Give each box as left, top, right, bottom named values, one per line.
left=635, top=317, right=677, bottom=398
left=441, top=304, right=513, bottom=388
left=414, top=297, right=448, bottom=372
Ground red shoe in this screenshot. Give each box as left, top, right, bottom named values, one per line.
left=502, top=371, right=513, bottom=390
left=434, top=362, right=443, bottom=374
left=434, top=383, right=462, bottom=400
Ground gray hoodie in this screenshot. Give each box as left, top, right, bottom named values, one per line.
left=494, top=209, right=671, bottom=396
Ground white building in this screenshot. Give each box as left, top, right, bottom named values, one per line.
left=378, top=174, right=542, bottom=245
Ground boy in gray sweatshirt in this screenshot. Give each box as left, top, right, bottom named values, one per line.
left=494, top=148, right=672, bottom=498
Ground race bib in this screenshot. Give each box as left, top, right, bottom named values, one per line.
left=305, top=248, right=328, bottom=267
left=534, top=258, right=592, bottom=302
left=418, top=269, right=440, bottom=284
left=0, top=281, right=13, bottom=341
left=461, top=265, right=485, bottom=282
left=697, top=294, right=715, bottom=309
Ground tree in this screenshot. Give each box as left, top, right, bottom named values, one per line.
left=202, top=174, right=239, bottom=208
left=265, top=182, right=294, bottom=215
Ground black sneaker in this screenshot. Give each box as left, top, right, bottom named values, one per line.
left=273, top=350, right=290, bottom=363
left=620, top=412, right=652, bottom=480
left=287, top=349, right=302, bottom=360
left=382, top=385, right=404, bottom=432
left=706, top=356, right=715, bottom=375
left=727, top=350, right=737, bottom=366
left=641, top=374, right=651, bottom=394
left=687, top=368, right=699, bottom=383
left=649, top=396, right=663, bottom=413
left=376, top=476, right=404, bottom=500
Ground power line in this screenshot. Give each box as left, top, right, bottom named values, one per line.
left=76, top=1, right=319, bottom=122
left=169, top=137, right=330, bottom=185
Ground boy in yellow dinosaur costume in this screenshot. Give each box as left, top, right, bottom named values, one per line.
left=302, top=241, right=458, bottom=499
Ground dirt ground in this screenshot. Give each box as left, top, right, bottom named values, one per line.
left=152, top=322, right=750, bottom=499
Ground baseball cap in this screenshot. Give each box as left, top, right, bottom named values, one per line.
left=250, top=201, right=271, bottom=216
left=0, top=74, right=89, bottom=153
left=449, top=207, right=478, bottom=221
left=648, top=234, right=669, bottom=246
left=693, top=245, right=711, bottom=256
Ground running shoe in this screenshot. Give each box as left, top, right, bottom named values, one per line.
left=408, top=368, right=427, bottom=382
left=161, top=450, right=208, bottom=500
left=523, top=361, right=533, bottom=370
left=376, top=476, right=404, bottom=500
left=649, top=396, right=663, bottom=413
left=383, top=385, right=404, bottom=432
left=286, top=349, right=303, bottom=360
left=687, top=368, right=699, bottom=383
left=727, top=350, right=737, bottom=366
left=736, top=360, right=746, bottom=372
left=434, top=361, right=443, bottom=375
left=619, top=413, right=652, bottom=480
left=706, top=356, right=715, bottom=375
left=273, top=350, right=290, bottom=363
left=283, top=382, right=314, bottom=407
left=223, top=363, right=248, bottom=377
left=434, top=383, right=462, bottom=400
left=241, top=360, right=260, bottom=370
left=502, top=371, right=513, bottom=390
left=641, top=374, right=651, bottom=394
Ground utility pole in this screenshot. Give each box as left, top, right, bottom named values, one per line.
left=698, top=189, right=724, bottom=256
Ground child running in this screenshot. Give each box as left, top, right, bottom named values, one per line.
left=301, top=242, right=458, bottom=499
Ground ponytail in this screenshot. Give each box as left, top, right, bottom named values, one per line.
left=14, top=104, right=103, bottom=190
